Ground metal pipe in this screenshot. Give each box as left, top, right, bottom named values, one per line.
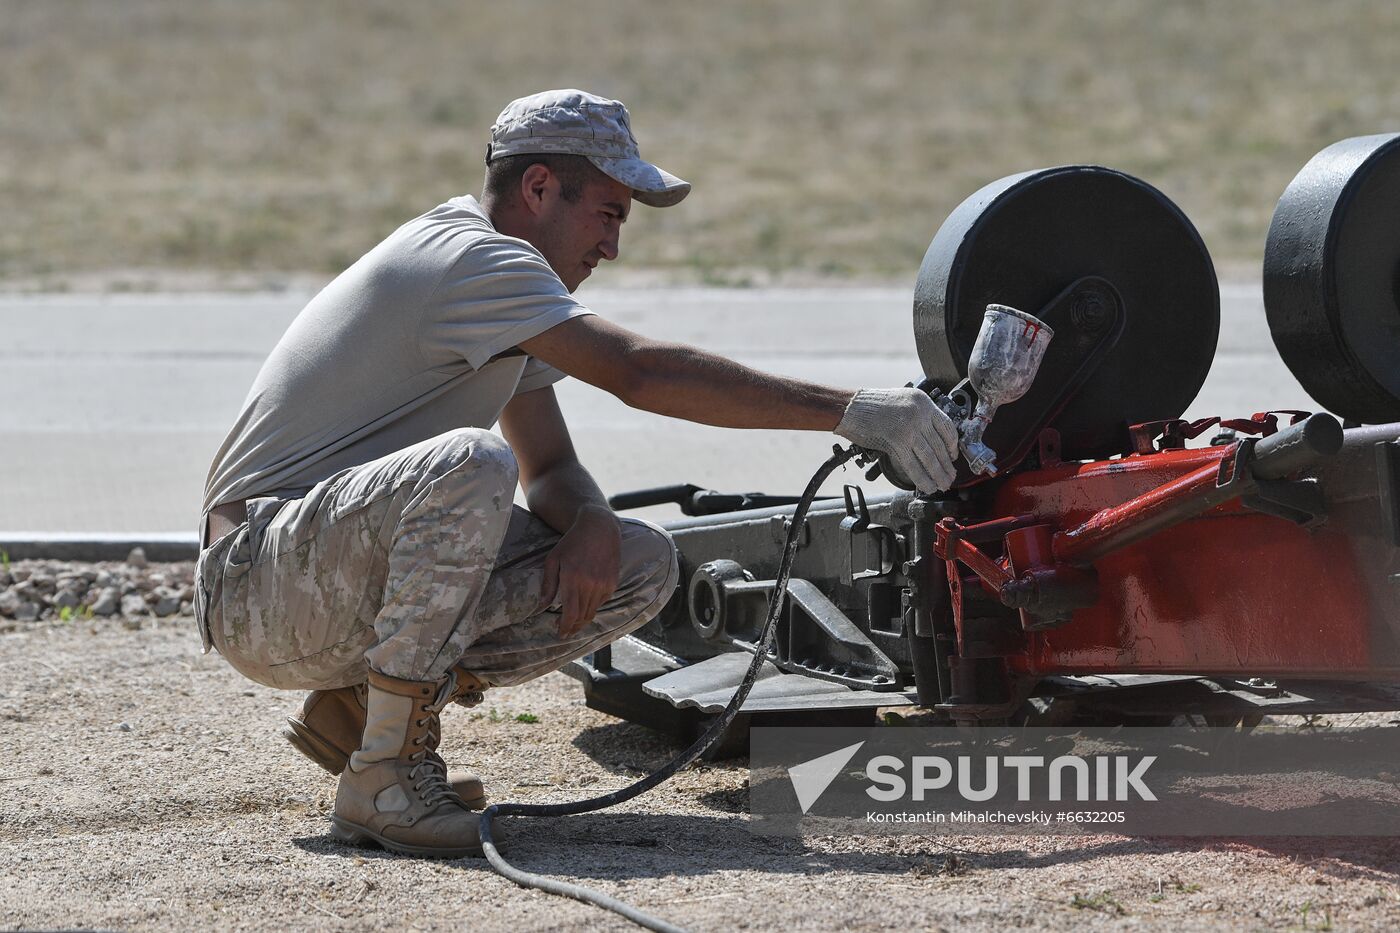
left=1052, top=457, right=1228, bottom=566
left=1251, top=413, right=1343, bottom=480
left=906, top=510, right=949, bottom=705
left=1053, top=413, right=1343, bottom=567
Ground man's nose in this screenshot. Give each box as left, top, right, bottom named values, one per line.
left=598, top=229, right=620, bottom=262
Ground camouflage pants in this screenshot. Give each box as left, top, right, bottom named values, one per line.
left=193, top=428, right=678, bottom=689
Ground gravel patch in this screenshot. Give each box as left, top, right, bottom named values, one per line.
left=0, top=551, right=194, bottom=629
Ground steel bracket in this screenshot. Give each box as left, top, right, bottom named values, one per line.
left=840, top=484, right=904, bottom=584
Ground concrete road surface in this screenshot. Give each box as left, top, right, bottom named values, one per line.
left=0, top=282, right=1313, bottom=533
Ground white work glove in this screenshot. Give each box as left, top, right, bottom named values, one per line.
left=834, top=388, right=960, bottom=493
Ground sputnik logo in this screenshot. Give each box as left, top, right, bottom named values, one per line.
left=787, top=741, right=866, bottom=814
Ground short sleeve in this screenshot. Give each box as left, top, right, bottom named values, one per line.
left=514, top=356, right=570, bottom=395
left=425, top=235, right=596, bottom=370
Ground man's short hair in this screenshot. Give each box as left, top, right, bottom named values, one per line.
left=483, top=153, right=606, bottom=205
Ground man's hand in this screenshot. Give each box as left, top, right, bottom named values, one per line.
left=499, top=388, right=625, bottom=637
left=834, top=388, right=960, bottom=493
left=542, top=505, right=622, bottom=638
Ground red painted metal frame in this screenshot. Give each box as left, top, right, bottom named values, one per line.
left=935, top=439, right=1385, bottom=680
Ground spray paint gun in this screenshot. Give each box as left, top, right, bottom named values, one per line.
left=868, top=303, right=1055, bottom=487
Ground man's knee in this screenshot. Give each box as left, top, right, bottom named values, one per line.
left=422, top=428, right=518, bottom=496
left=618, top=517, right=679, bottom=601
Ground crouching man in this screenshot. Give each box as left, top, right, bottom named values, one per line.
left=194, top=89, right=958, bottom=858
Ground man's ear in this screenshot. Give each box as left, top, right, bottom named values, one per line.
left=519, top=163, right=555, bottom=217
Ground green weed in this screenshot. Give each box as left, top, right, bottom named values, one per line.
left=1071, top=891, right=1125, bottom=915
left=1149, top=877, right=1202, bottom=902
left=1297, top=900, right=1334, bottom=931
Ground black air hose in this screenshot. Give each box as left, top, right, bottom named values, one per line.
left=478, top=445, right=858, bottom=932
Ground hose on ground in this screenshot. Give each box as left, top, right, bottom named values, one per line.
left=478, top=445, right=858, bottom=933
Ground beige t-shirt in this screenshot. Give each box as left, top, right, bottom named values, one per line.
left=200, top=195, right=592, bottom=524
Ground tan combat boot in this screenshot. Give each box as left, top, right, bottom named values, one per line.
left=329, top=670, right=490, bottom=858
left=282, top=665, right=489, bottom=808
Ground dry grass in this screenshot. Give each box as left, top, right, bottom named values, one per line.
left=3, top=0, right=1399, bottom=286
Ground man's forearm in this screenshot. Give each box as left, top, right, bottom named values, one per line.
left=622, top=342, right=854, bottom=430
left=522, top=459, right=615, bottom=536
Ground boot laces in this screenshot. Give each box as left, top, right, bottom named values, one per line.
left=406, top=672, right=461, bottom=808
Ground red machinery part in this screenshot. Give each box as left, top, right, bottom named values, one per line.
left=935, top=420, right=1398, bottom=681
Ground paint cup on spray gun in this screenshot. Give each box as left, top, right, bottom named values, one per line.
left=859, top=302, right=1054, bottom=488
left=956, top=304, right=1054, bottom=475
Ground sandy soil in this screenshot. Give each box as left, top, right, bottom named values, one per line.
left=4, top=618, right=1400, bottom=932
left=9, top=1, right=1400, bottom=285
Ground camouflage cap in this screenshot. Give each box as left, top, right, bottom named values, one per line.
left=487, top=89, right=690, bottom=208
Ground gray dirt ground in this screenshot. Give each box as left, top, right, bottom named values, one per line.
left=4, top=616, right=1400, bottom=932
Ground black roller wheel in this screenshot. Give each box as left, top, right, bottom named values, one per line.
left=915, top=166, right=1220, bottom=460
left=1264, top=134, right=1400, bottom=424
